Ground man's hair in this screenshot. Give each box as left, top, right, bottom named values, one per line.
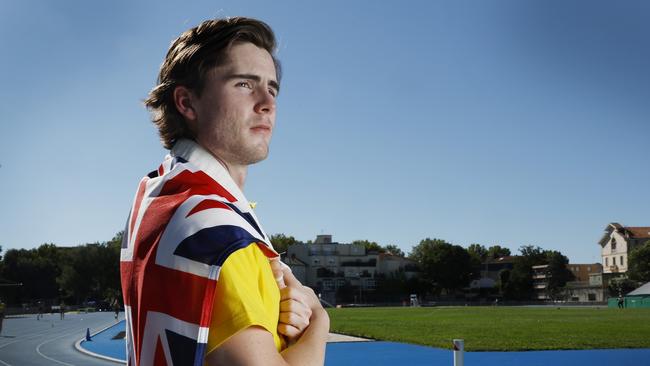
left=145, top=17, right=281, bottom=149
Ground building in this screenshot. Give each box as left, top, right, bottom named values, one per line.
left=532, top=264, right=550, bottom=300
left=480, top=256, right=516, bottom=282
left=567, top=263, right=603, bottom=282
left=284, top=235, right=417, bottom=304
left=598, top=223, right=650, bottom=274
left=565, top=263, right=605, bottom=302
left=468, top=256, right=516, bottom=292
left=532, top=263, right=605, bottom=302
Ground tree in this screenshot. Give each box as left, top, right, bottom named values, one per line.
left=269, top=233, right=299, bottom=254
left=608, top=277, right=638, bottom=297
left=497, top=268, right=511, bottom=295
left=0, top=232, right=124, bottom=306
left=628, top=240, right=650, bottom=283
left=467, top=244, right=487, bottom=261
left=383, top=244, right=404, bottom=257
left=351, top=240, right=385, bottom=253
left=409, top=238, right=472, bottom=295
left=544, top=251, right=574, bottom=300
left=502, top=245, right=545, bottom=300
left=1, top=244, right=62, bottom=304
left=502, top=245, right=573, bottom=300
left=57, top=240, right=121, bottom=304
left=467, top=244, right=487, bottom=280
left=487, top=245, right=511, bottom=259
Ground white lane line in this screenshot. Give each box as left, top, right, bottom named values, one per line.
left=0, top=320, right=85, bottom=366
left=35, top=319, right=118, bottom=366
left=0, top=321, right=91, bottom=349
left=35, top=329, right=80, bottom=366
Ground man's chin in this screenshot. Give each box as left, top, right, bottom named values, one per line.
left=242, top=147, right=270, bottom=165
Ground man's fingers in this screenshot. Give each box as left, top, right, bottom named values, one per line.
left=269, top=259, right=286, bottom=289
left=281, top=265, right=300, bottom=287
left=279, top=287, right=310, bottom=307
left=277, top=323, right=301, bottom=338
left=279, top=311, right=309, bottom=331
left=279, top=298, right=313, bottom=321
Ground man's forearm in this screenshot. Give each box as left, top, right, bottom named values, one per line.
left=280, top=309, right=330, bottom=366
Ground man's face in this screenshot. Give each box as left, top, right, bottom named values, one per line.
left=192, top=42, right=278, bottom=167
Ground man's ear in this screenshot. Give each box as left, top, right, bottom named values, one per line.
left=173, top=86, right=198, bottom=122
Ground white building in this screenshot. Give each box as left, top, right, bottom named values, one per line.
left=598, top=223, right=650, bottom=274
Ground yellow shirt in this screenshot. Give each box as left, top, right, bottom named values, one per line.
left=206, top=243, right=286, bottom=354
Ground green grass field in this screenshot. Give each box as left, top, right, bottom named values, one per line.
left=326, top=306, right=650, bottom=351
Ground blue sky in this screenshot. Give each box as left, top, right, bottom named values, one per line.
left=1, top=0, right=648, bottom=264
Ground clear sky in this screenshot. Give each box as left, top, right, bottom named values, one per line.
left=1, top=0, right=648, bottom=264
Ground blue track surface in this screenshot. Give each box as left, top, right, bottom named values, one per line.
left=80, top=321, right=650, bottom=366
left=79, top=320, right=127, bottom=361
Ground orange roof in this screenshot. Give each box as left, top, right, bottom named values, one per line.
left=626, top=227, right=650, bottom=239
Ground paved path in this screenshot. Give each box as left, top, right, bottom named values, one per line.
left=0, top=312, right=120, bottom=366
left=327, top=333, right=371, bottom=342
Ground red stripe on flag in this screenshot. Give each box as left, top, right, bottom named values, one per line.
left=186, top=199, right=231, bottom=218
left=153, top=336, right=168, bottom=366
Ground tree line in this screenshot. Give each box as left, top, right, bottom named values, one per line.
left=1, top=232, right=648, bottom=306
left=273, top=234, right=650, bottom=302
left=0, top=232, right=122, bottom=307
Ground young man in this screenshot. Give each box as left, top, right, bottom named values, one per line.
left=120, top=17, right=329, bottom=366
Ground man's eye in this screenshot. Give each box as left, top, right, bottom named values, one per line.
left=268, top=89, right=277, bottom=98
left=236, top=81, right=252, bottom=88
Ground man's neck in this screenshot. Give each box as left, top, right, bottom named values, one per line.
left=224, top=163, right=247, bottom=190
left=206, top=149, right=247, bottom=191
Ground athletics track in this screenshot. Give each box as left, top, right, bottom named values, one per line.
left=1, top=312, right=648, bottom=365
left=79, top=318, right=650, bottom=366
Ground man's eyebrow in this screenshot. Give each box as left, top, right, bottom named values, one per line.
left=227, top=73, right=280, bottom=93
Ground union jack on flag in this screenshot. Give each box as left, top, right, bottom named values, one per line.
left=120, top=140, right=277, bottom=366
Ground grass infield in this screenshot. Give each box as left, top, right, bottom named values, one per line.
left=326, top=306, right=650, bottom=351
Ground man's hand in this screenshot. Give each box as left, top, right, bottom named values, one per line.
left=271, top=259, right=322, bottom=341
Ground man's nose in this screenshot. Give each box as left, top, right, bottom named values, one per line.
left=254, top=88, right=276, bottom=114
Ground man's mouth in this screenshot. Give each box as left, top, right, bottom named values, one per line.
left=250, top=124, right=272, bottom=134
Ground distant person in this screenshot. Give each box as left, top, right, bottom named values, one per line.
left=617, top=294, right=624, bottom=309
left=0, top=299, right=5, bottom=335
left=112, top=299, right=120, bottom=320
left=59, top=302, right=65, bottom=320
left=120, top=17, right=329, bottom=365
left=36, top=302, right=44, bottom=320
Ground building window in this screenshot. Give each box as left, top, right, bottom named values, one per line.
left=313, top=258, right=320, bottom=265
left=620, top=256, right=624, bottom=266
left=587, top=266, right=591, bottom=272
left=323, top=279, right=334, bottom=291
left=605, top=257, right=608, bottom=266
left=613, top=257, right=616, bottom=266
left=588, top=293, right=596, bottom=301
left=611, top=238, right=617, bottom=250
